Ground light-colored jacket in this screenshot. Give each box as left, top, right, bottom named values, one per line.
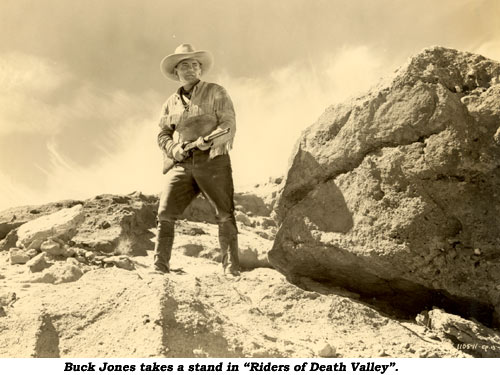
left=157, top=81, right=236, bottom=170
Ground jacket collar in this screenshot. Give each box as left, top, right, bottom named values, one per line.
left=177, top=80, right=203, bottom=96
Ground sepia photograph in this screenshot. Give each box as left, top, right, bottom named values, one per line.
left=0, top=0, right=500, bottom=368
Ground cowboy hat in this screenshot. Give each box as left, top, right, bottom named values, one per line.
left=160, top=44, right=213, bottom=81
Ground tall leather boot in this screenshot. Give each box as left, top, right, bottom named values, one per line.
left=154, top=220, right=175, bottom=273
left=218, top=219, right=240, bottom=276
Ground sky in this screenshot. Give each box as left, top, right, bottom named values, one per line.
left=0, top=0, right=499, bottom=210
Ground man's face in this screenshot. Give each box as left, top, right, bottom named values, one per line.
left=175, top=58, right=202, bottom=84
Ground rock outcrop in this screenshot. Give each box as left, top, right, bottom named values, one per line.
left=70, top=193, right=157, bottom=256
left=269, top=47, right=500, bottom=325
left=16, top=205, right=85, bottom=250
left=0, top=182, right=279, bottom=272
left=0, top=200, right=84, bottom=251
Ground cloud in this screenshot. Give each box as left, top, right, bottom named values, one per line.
left=474, top=40, right=500, bottom=61
left=0, top=52, right=70, bottom=93
left=217, top=45, right=393, bottom=187
left=324, top=46, right=385, bottom=97
left=0, top=112, right=164, bottom=211
left=0, top=52, right=159, bottom=138
left=40, top=116, right=164, bottom=201
left=0, top=53, right=76, bottom=136
left=0, top=52, right=163, bottom=210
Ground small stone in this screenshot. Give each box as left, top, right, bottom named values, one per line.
left=192, top=348, right=208, bottom=357
left=418, top=349, right=429, bottom=358
left=378, top=349, right=390, bottom=357
left=428, top=334, right=441, bottom=341
left=74, top=248, right=87, bottom=256
left=26, top=253, right=52, bottom=273
left=416, top=313, right=427, bottom=326
left=273, top=176, right=283, bottom=184
left=250, top=349, right=269, bottom=357
left=426, top=352, right=440, bottom=358
left=260, top=217, right=276, bottom=229
left=100, top=221, right=111, bottom=229
left=317, top=343, right=336, bottom=358
left=66, top=257, right=80, bottom=266
left=26, top=249, right=39, bottom=258
left=85, top=251, right=95, bottom=260
left=187, top=227, right=206, bottom=236
left=9, top=248, right=30, bottom=264
left=0, top=292, right=16, bottom=306
left=62, top=247, right=76, bottom=257
left=103, top=256, right=135, bottom=271
left=263, top=334, right=277, bottom=342
left=474, top=248, right=481, bottom=255
left=40, top=239, right=64, bottom=256
left=235, top=212, right=252, bottom=226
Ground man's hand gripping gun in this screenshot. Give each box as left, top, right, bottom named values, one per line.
left=182, top=127, right=230, bottom=153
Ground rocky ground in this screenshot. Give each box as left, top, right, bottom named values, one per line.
left=0, top=229, right=489, bottom=358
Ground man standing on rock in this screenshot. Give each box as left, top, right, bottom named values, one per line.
left=153, top=43, right=240, bottom=278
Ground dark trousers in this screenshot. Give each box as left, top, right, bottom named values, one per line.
left=154, top=151, right=239, bottom=271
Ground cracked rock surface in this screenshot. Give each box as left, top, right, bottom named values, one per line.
left=269, top=46, right=500, bottom=325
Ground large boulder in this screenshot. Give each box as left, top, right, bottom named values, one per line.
left=70, top=193, right=157, bottom=256
left=0, top=200, right=84, bottom=243
left=16, top=205, right=85, bottom=250
left=269, top=47, right=500, bottom=324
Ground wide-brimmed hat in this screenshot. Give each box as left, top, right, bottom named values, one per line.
left=160, top=44, right=213, bottom=81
